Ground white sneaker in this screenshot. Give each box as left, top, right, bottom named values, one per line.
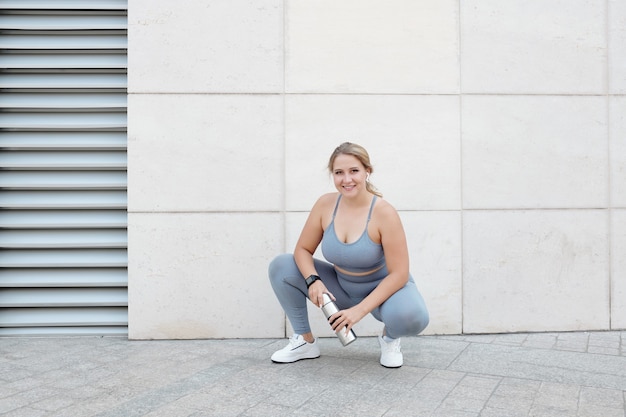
left=271, top=334, right=320, bottom=363
left=378, top=335, right=403, bottom=368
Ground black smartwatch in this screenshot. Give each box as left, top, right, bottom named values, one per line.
left=305, top=274, right=321, bottom=288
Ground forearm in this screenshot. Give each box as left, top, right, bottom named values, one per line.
left=294, top=246, right=332, bottom=307
left=293, top=246, right=317, bottom=278
left=356, top=273, right=408, bottom=315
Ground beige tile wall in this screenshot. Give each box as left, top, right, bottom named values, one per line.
left=462, top=96, right=608, bottom=209
left=461, top=0, right=606, bottom=94
left=463, top=210, right=609, bottom=333
left=128, top=0, right=624, bottom=339
left=612, top=210, right=626, bottom=329
left=609, top=0, right=626, bottom=94
left=129, top=0, right=283, bottom=93
left=285, top=0, right=459, bottom=93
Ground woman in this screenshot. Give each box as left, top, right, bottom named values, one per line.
left=269, top=142, right=429, bottom=368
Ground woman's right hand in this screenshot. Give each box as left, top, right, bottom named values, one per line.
left=308, top=281, right=335, bottom=308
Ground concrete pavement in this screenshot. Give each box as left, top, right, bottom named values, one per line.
left=1, top=331, right=625, bottom=416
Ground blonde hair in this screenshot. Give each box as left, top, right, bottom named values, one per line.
left=327, top=142, right=382, bottom=197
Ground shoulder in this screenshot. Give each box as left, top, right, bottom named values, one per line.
left=368, top=197, right=404, bottom=244
left=308, top=193, right=339, bottom=230
left=309, top=192, right=339, bottom=219
left=312, top=192, right=339, bottom=211
left=372, top=197, right=403, bottom=231
left=373, top=197, right=399, bottom=218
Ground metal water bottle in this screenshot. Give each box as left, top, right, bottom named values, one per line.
left=320, top=293, right=357, bottom=346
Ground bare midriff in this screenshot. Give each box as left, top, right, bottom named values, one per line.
left=333, top=263, right=385, bottom=277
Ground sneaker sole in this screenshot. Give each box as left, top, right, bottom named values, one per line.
left=380, top=362, right=402, bottom=368
left=271, top=354, right=320, bottom=364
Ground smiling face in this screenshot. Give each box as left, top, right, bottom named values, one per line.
left=331, top=153, right=370, bottom=197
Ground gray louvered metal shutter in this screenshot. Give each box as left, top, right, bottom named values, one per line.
left=0, top=0, right=128, bottom=336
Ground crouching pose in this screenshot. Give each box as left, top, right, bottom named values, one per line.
left=269, top=142, right=429, bottom=368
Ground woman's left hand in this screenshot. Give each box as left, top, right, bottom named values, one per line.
left=328, top=306, right=367, bottom=335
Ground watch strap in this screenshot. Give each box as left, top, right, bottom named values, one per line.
left=305, top=274, right=321, bottom=288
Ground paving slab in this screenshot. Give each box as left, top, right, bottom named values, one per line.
left=0, top=332, right=624, bottom=416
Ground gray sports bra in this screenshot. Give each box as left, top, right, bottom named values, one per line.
left=321, top=194, right=386, bottom=274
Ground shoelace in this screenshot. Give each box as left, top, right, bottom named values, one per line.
left=289, top=334, right=304, bottom=347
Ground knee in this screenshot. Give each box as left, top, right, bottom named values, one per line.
left=407, top=306, right=429, bottom=335
left=388, top=304, right=430, bottom=338
left=268, top=253, right=297, bottom=284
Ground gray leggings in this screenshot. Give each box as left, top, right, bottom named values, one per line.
left=268, top=253, right=429, bottom=339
